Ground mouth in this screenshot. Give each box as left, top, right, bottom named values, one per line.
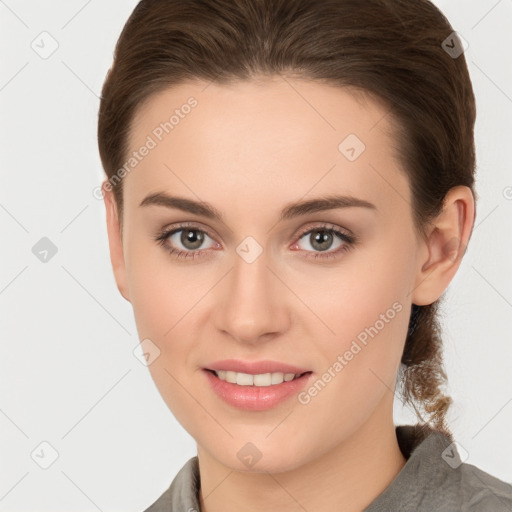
left=203, top=368, right=314, bottom=411
left=205, top=369, right=312, bottom=387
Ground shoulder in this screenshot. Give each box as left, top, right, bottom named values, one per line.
left=142, top=456, right=201, bottom=512
left=410, top=427, right=512, bottom=511
left=403, top=452, right=512, bottom=511
left=455, top=460, right=512, bottom=511
left=365, top=425, right=512, bottom=512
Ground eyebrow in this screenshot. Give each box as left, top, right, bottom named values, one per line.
left=139, top=192, right=377, bottom=221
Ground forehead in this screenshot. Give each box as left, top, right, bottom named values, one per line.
left=124, top=77, right=408, bottom=218
left=129, top=77, right=393, bottom=148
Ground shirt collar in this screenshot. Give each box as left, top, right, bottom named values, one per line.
left=149, top=424, right=456, bottom=512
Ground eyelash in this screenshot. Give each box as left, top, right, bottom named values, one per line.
left=154, top=222, right=358, bottom=261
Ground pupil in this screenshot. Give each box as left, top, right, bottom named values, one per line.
left=313, top=230, right=332, bottom=251
left=182, top=229, right=204, bottom=249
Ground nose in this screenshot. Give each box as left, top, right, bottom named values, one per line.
left=212, top=246, right=291, bottom=345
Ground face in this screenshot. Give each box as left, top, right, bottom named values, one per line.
left=107, top=77, right=429, bottom=473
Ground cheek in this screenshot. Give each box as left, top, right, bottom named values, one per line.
left=125, top=228, right=189, bottom=335
left=126, top=256, right=204, bottom=425
left=302, top=240, right=412, bottom=403
left=295, top=291, right=408, bottom=446
left=306, top=246, right=411, bottom=345
left=126, top=242, right=207, bottom=376
left=127, top=266, right=173, bottom=338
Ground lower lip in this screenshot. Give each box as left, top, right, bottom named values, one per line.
left=203, top=369, right=313, bottom=411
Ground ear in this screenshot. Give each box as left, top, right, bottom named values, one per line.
left=411, top=185, right=475, bottom=306
left=102, top=181, right=131, bottom=303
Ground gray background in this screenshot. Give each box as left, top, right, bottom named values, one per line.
left=1, top=0, right=511, bottom=510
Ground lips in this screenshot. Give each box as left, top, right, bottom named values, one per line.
left=203, top=367, right=314, bottom=411
left=205, top=359, right=311, bottom=375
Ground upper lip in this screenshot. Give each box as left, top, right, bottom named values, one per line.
left=205, top=359, right=312, bottom=375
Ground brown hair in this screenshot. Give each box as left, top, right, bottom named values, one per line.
left=97, top=0, right=477, bottom=436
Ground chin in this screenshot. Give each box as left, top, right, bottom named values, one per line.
left=206, top=441, right=311, bottom=475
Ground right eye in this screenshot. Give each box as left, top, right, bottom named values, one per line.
left=154, top=223, right=220, bottom=260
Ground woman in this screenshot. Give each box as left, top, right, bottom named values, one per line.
left=97, top=0, right=512, bottom=510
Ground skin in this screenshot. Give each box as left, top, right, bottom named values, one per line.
left=102, top=76, right=474, bottom=512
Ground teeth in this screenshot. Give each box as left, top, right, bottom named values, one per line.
left=214, top=370, right=300, bottom=386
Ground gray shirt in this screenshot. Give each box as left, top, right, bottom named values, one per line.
left=143, top=424, right=512, bottom=511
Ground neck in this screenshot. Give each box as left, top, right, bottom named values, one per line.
left=197, top=397, right=407, bottom=512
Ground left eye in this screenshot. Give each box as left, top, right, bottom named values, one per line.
left=295, top=227, right=351, bottom=253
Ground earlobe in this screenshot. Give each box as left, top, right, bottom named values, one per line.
left=102, top=181, right=131, bottom=303
left=411, top=185, right=475, bottom=306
